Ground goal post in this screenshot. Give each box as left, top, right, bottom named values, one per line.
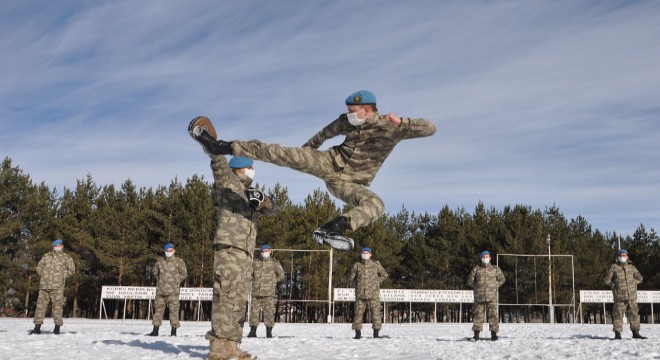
left=496, top=253, right=576, bottom=323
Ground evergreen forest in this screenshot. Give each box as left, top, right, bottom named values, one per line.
left=1, top=157, right=658, bottom=324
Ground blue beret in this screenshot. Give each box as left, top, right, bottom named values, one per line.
left=52, top=239, right=63, bottom=247
left=479, top=250, right=490, bottom=258
left=361, top=247, right=372, bottom=253
left=260, top=244, right=271, bottom=251
left=616, top=249, right=628, bottom=256
left=228, top=156, right=253, bottom=169
left=164, top=243, right=174, bottom=251
left=345, top=90, right=376, bottom=105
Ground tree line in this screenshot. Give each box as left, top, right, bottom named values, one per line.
left=1, top=156, right=658, bottom=324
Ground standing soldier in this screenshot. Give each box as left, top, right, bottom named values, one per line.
left=348, top=247, right=388, bottom=339
left=190, top=116, right=276, bottom=360
left=147, top=243, right=187, bottom=337
left=247, top=244, right=285, bottom=338
left=468, top=250, right=505, bottom=341
left=30, top=239, right=75, bottom=335
left=603, top=249, right=646, bottom=340
left=187, top=90, right=436, bottom=250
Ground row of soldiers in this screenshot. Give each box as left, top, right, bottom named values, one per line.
left=29, top=239, right=647, bottom=342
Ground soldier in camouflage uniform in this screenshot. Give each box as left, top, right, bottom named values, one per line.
left=468, top=250, right=505, bottom=341
left=191, top=90, right=436, bottom=250
left=348, top=247, right=388, bottom=339
left=247, top=244, right=285, bottom=339
left=603, top=249, right=646, bottom=340
left=190, top=117, right=276, bottom=360
left=30, top=239, right=75, bottom=335
left=147, top=243, right=187, bottom=337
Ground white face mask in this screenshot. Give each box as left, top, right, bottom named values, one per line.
left=347, top=108, right=367, bottom=126
left=261, top=251, right=270, bottom=259
left=361, top=253, right=371, bottom=260
left=617, top=256, right=627, bottom=263
left=244, top=168, right=255, bottom=180
left=481, top=257, right=491, bottom=264
left=165, top=251, right=174, bottom=258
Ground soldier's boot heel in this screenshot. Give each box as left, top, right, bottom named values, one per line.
left=30, top=324, right=41, bottom=335
left=354, top=330, right=361, bottom=339
left=490, top=331, right=498, bottom=341
left=632, top=330, right=646, bottom=339
left=473, top=330, right=480, bottom=340
left=373, top=329, right=379, bottom=338
left=247, top=326, right=257, bottom=338
left=171, top=327, right=177, bottom=336
left=54, top=325, right=61, bottom=335
left=614, top=331, right=622, bottom=340
left=266, top=327, right=273, bottom=338
left=147, top=326, right=159, bottom=336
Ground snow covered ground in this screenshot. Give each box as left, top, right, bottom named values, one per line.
left=0, top=318, right=658, bottom=360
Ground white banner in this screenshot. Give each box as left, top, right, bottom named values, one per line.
left=334, top=288, right=473, bottom=303
left=580, top=290, right=660, bottom=303
left=100, top=286, right=212, bottom=301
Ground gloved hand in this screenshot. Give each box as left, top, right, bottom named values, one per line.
left=245, top=188, right=267, bottom=211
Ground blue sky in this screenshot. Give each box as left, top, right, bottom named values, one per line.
left=1, top=1, right=659, bottom=237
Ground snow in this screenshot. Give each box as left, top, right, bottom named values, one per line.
left=1, top=318, right=658, bottom=360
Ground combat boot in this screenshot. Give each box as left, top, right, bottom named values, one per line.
left=247, top=326, right=258, bottom=338
left=147, top=326, right=159, bottom=336
left=354, top=330, right=361, bottom=339
left=171, top=327, right=177, bottom=336
left=491, top=331, right=498, bottom=341
left=30, top=324, right=41, bottom=335
left=473, top=330, right=480, bottom=340
left=208, top=339, right=233, bottom=360
left=54, top=325, right=61, bottom=335
left=373, top=329, right=379, bottom=338
left=189, top=117, right=233, bottom=156
left=312, top=216, right=354, bottom=250
left=266, top=327, right=273, bottom=338
left=226, top=340, right=255, bottom=359
left=632, top=330, right=646, bottom=339
left=614, top=331, right=622, bottom=340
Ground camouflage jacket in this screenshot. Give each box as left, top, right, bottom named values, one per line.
left=348, top=259, right=388, bottom=300
left=302, top=113, right=436, bottom=186
left=251, top=256, right=285, bottom=297
left=210, top=155, right=275, bottom=254
left=468, top=263, right=505, bottom=303
left=153, top=255, right=187, bottom=296
left=36, top=251, right=75, bottom=290
left=603, top=261, right=643, bottom=302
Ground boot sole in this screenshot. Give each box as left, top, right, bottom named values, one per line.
left=188, top=116, right=218, bottom=140
left=312, top=231, right=354, bottom=250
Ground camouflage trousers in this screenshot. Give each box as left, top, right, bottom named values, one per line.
left=352, top=298, right=382, bottom=331
left=232, top=140, right=385, bottom=230
left=152, top=293, right=181, bottom=328
left=205, top=247, right=252, bottom=343
left=249, top=296, right=277, bottom=327
left=34, top=288, right=65, bottom=326
left=472, top=301, right=499, bottom=333
left=613, top=300, right=640, bottom=332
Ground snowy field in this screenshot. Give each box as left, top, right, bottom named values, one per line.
left=0, top=318, right=658, bottom=360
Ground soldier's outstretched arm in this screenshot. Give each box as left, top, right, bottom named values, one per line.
left=302, top=116, right=344, bottom=149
